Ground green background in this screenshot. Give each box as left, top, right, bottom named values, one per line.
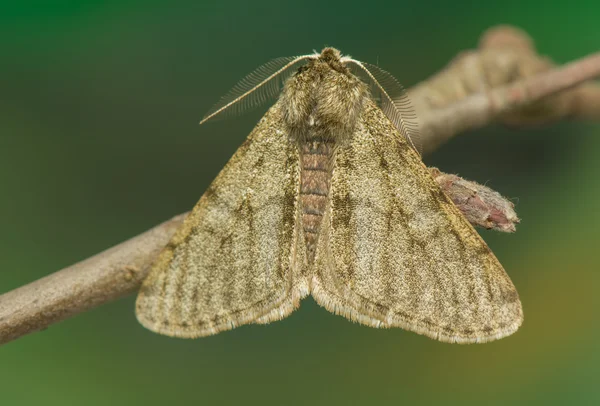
left=1, top=1, right=599, bottom=405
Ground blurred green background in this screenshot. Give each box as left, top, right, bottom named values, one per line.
left=1, top=1, right=599, bottom=405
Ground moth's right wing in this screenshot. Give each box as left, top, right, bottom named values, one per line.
left=312, top=100, right=522, bottom=344
left=136, top=103, right=307, bottom=338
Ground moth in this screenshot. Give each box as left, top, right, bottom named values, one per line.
left=136, top=47, right=523, bottom=343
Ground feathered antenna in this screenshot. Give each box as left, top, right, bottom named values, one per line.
left=345, top=59, right=421, bottom=155
left=200, top=54, right=317, bottom=124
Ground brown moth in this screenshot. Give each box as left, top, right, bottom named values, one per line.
left=135, top=47, right=523, bottom=343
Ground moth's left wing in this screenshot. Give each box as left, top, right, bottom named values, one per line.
left=136, top=103, right=307, bottom=338
left=311, top=100, right=523, bottom=344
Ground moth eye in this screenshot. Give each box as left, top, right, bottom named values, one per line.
left=296, top=65, right=309, bottom=75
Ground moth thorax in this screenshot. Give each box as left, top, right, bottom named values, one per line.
left=281, top=61, right=368, bottom=141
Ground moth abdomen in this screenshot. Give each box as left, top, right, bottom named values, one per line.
left=300, top=139, right=335, bottom=263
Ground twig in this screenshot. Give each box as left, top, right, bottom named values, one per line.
left=411, top=25, right=600, bottom=153
left=416, top=53, right=600, bottom=152
left=1, top=25, right=599, bottom=346
left=0, top=215, right=185, bottom=345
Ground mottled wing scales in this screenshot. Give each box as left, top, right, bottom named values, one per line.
left=136, top=103, right=307, bottom=337
left=311, top=100, right=523, bottom=343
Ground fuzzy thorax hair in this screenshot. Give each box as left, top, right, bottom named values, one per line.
left=280, top=48, right=369, bottom=142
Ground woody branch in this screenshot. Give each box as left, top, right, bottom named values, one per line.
left=0, top=25, right=598, bottom=346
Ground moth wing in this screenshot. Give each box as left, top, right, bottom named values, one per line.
left=311, top=100, right=523, bottom=343
left=136, top=103, right=306, bottom=337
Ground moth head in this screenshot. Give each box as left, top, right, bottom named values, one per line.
left=318, top=47, right=345, bottom=72
left=199, top=47, right=419, bottom=154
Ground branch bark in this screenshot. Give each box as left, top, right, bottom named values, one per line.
left=411, top=25, right=600, bottom=153
left=1, top=25, right=599, bottom=346
left=0, top=215, right=185, bottom=345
